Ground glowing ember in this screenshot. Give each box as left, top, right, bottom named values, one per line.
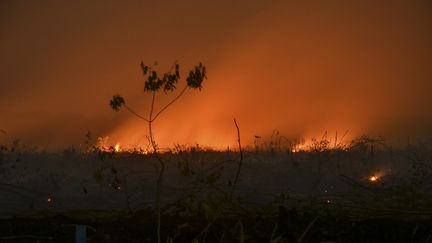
left=47, top=196, right=53, bottom=204
left=368, top=175, right=379, bottom=182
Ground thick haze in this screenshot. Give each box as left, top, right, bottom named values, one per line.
left=1, top=1, right=432, bottom=150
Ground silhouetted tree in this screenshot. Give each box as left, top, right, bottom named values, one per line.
left=110, top=61, right=206, bottom=243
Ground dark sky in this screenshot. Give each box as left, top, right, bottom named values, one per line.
left=1, top=1, right=432, bottom=150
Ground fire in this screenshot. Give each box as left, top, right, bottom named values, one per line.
left=291, top=144, right=304, bottom=153
left=368, top=175, right=380, bottom=182
left=96, top=136, right=153, bottom=154
left=114, top=143, right=121, bottom=152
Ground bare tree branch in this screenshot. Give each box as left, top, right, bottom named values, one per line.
left=124, top=105, right=149, bottom=122
left=231, top=118, right=243, bottom=196
left=151, top=85, right=188, bottom=122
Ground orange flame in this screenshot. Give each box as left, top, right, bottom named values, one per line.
left=368, top=174, right=382, bottom=183
left=114, top=143, right=121, bottom=152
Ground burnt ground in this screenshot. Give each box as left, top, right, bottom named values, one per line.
left=1, top=142, right=432, bottom=242
left=1, top=206, right=432, bottom=243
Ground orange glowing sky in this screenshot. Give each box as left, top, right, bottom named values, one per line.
left=1, top=1, right=432, bottom=150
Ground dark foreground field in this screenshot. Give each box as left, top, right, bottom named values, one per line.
left=2, top=208, right=432, bottom=242
left=1, top=138, right=432, bottom=242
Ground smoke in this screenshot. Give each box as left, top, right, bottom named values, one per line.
left=1, top=1, right=432, bottom=150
